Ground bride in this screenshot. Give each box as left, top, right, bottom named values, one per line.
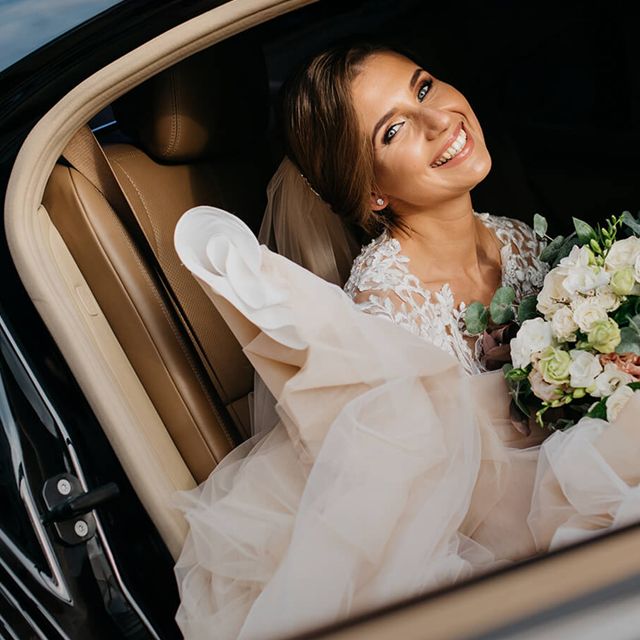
left=172, top=39, right=640, bottom=639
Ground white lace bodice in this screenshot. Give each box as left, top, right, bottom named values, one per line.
left=343, top=211, right=549, bottom=375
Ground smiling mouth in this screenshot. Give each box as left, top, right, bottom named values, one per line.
left=430, top=125, right=468, bottom=168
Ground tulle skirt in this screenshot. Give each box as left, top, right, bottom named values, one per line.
left=172, top=206, right=640, bottom=640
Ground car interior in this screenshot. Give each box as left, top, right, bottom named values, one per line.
left=6, top=0, right=640, bottom=630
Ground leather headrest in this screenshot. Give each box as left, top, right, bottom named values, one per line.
left=112, top=34, right=269, bottom=163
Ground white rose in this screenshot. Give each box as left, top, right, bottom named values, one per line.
left=571, top=297, right=609, bottom=332
left=568, top=349, right=602, bottom=389
left=551, top=306, right=578, bottom=341
left=558, top=244, right=593, bottom=268
left=605, top=384, right=636, bottom=422
left=592, top=362, right=635, bottom=398
left=562, top=266, right=610, bottom=297
left=537, top=268, right=571, bottom=318
left=604, top=236, right=640, bottom=271
left=510, top=318, right=553, bottom=369
left=634, top=253, right=640, bottom=283
left=594, top=286, right=622, bottom=312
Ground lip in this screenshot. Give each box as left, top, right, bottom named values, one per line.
left=430, top=121, right=474, bottom=169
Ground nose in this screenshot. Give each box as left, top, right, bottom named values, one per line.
left=419, top=107, right=453, bottom=140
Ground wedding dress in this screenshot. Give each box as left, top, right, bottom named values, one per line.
left=172, top=205, right=640, bottom=640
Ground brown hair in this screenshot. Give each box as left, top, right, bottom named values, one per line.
left=277, top=38, right=423, bottom=240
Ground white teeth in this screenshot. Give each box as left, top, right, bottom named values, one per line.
left=431, top=128, right=467, bottom=167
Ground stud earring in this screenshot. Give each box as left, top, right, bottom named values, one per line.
left=376, top=198, right=384, bottom=206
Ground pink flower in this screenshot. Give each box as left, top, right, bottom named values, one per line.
left=528, top=367, right=563, bottom=403
left=599, top=352, right=640, bottom=379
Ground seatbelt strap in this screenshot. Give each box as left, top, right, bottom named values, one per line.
left=61, top=125, right=242, bottom=445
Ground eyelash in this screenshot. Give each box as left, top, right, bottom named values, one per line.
left=382, top=78, right=433, bottom=145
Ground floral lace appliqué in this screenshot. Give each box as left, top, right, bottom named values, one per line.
left=343, top=211, right=549, bottom=376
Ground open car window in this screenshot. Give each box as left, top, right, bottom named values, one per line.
left=0, top=0, right=122, bottom=71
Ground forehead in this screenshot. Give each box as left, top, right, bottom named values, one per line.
left=351, top=52, right=420, bottom=127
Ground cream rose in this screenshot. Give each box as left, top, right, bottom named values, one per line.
left=510, top=318, right=553, bottom=369
left=568, top=349, right=602, bottom=389
left=563, top=266, right=610, bottom=297
left=588, top=318, right=621, bottom=353
left=537, top=269, right=571, bottom=318
left=605, top=384, right=636, bottom=421
left=592, top=362, right=635, bottom=397
left=571, top=297, right=609, bottom=333
left=634, top=253, right=640, bottom=283
left=551, top=306, right=578, bottom=341
left=538, top=345, right=571, bottom=384
left=594, top=287, right=622, bottom=312
left=604, top=236, right=640, bottom=271
left=610, top=265, right=638, bottom=296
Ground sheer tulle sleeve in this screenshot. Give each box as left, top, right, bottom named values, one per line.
left=351, top=287, right=409, bottom=324
left=342, top=235, right=441, bottom=346
left=343, top=243, right=481, bottom=373
left=496, top=216, right=549, bottom=298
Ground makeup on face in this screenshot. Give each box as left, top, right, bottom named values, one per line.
left=352, top=51, right=491, bottom=209
left=429, top=121, right=475, bottom=170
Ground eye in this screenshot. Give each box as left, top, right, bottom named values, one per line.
left=417, top=78, right=433, bottom=102
left=383, top=123, right=402, bottom=144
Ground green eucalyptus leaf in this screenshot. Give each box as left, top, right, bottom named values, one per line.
left=587, top=399, right=607, bottom=420
left=629, top=314, right=640, bottom=333
left=621, top=211, right=640, bottom=236
left=550, top=234, right=581, bottom=269
left=538, top=234, right=565, bottom=264
left=517, top=295, right=540, bottom=324
left=489, top=286, right=515, bottom=324
left=572, top=217, right=597, bottom=245
left=533, top=213, right=548, bottom=238
left=611, top=297, right=640, bottom=327
left=464, top=301, right=488, bottom=335
left=615, top=326, right=640, bottom=355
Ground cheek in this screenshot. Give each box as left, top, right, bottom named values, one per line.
left=459, top=99, right=486, bottom=142
left=376, top=139, right=425, bottom=179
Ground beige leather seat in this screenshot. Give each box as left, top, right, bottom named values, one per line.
left=42, top=37, right=275, bottom=483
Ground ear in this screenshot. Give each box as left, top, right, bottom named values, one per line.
left=370, top=192, right=387, bottom=211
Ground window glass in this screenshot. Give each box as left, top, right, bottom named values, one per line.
left=0, top=0, right=122, bottom=71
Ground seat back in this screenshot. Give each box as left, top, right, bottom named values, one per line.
left=42, top=36, right=274, bottom=482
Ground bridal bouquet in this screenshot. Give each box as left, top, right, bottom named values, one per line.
left=464, top=211, right=640, bottom=431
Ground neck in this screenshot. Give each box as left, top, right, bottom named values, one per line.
left=392, top=195, right=483, bottom=275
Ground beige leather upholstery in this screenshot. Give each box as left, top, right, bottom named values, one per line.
left=42, top=37, right=274, bottom=483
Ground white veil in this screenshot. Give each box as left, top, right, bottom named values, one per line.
left=257, top=155, right=361, bottom=287
left=247, top=155, right=363, bottom=437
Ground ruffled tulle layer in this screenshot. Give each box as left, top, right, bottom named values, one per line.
left=172, top=206, right=640, bottom=640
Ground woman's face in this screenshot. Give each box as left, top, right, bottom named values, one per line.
left=350, top=51, right=492, bottom=214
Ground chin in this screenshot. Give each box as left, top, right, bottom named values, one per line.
left=467, top=151, right=492, bottom=188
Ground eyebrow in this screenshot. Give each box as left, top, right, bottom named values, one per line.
left=371, top=67, right=425, bottom=144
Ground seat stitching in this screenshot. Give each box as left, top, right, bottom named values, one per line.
left=173, top=69, right=181, bottom=156
left=117, top=231, right=235, bottom=450
left=69, top=169, right=236, bottom=453
left=106, top=152, right=250, bottom=403
left=164, top=70, right=178, bottom=157
left=116, top=225, right=237, bottom=452
left=109, top=157, right=161, bottom=255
